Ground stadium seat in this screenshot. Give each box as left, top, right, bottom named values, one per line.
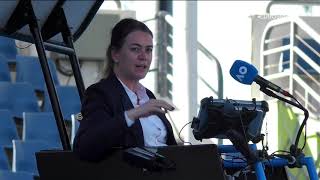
left=0, top=110, right=19, bottom=147
left=22, top=112, right=62, bottom=148
left=12, top=140, right=59, bottom=176
left=15, top=55, right=60, bottom=92
left=43, top=86, right=81, bottom=121
left=0, top=170, right=34, bottom=180
left=71, top=114, right=80, bottom=145
left=0, top=57, right=11, bottom=82
left=0, top=148, right=9, bottom=170
left=0, top=37, right=17, bottom=62
left=0, top=82, right=40, bottom=119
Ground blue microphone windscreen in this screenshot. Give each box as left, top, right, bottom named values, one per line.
left=229, top=60, right=258, bottom=85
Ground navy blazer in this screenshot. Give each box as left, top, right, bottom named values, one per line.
left=73, top=72, right=177, bottom=161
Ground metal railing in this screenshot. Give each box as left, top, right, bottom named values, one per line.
left=260, top=16, right=320, bottom=117
left=266, top=1, right=320, bottom=14
left=155, top=11, right=223, bottom=100
left=197, top=42, right=223, bottom=99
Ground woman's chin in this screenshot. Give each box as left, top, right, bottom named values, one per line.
left=134, top=73, right=147, bottom=80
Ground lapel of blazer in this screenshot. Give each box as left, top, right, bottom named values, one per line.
left=107, top=72, right=144, bottom=146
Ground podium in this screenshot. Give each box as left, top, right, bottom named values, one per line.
left=36, top=144, right=226, bottom=180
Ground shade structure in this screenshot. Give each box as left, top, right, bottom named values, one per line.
left=0, top=0, right=103, bottom=47
left=0, top=0, right=104, bottom=150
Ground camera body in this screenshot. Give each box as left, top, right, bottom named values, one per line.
left=191, top=97, right=269, bottom=143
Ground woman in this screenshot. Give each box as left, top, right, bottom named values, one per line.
left=73, top=18, right=177, bottom=162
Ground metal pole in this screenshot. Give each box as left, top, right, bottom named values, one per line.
left=63, top=35, right=85, bottom=100
left=28, top=6, right=71, bottom=150
left=186, top=0, right=197, bottom=144
left=44, top=42, right=75, bottom=56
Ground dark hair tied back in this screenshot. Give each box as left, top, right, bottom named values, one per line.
left=103, top=18, right=153, bottom=78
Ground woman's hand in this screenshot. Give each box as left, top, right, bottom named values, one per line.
left=126, top=99, right=174, bottom=120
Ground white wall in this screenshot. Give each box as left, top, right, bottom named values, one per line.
left=197, top=1, right=271, bottom=100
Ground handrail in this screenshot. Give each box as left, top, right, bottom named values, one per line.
left=266, top=1, right=320, bottom=14
left=261, top=16, right=320, bottom=48
left=197, top=42, right=223, bottom=99
left=156, top=11, right=224, bottom=99
left=293, top=74, right=320, bottom=108
left=260, top=16, right=320, bottom=76
left=294, top=47, right=320, bottom=73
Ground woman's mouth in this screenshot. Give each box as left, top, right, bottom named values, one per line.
left=135, top=64, right=147, bottom=69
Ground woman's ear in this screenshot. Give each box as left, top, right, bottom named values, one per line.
left=111, top=49, right=119, bottom=63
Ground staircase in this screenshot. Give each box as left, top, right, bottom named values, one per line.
left=260, top=16, right=320, bottom=179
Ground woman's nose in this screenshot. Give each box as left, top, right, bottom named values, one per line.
left=138, top=51, right=147, bottom=60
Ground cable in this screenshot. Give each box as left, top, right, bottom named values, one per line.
left=229, top=99, right=249, bottom=143
left=223, top=99, right=260, bottom=164
left=235, top=101, right=247, bottom=140
left=165, top=111, right=192, bottom=145
left=260, top=88, right=309, bottom=156
left=270, top=150, right=291, bottom=156
left=286, top=93, right=309, bottom=152
left=239, top=109, right=249, bottom=143
left=302, top=123, right=307, bottom=150
left=178, top=121, right=192, bottom=145
left=16, top=43, right=33, bottom=49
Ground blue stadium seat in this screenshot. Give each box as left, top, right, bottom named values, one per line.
left=43, top=86, right=81, bottom=121
left=22, top=112, right=62, bottom=148
left=0, top=82, right=40, bottom=118
left=0, top=110, right=19, bottom=147
left=12, top=140, right=59, bottom=176
left=0, top=148, right=9, bottom=170
left=0, top=170, right=34, bottom=180
left=15, top=55, right=60, bottom=92
left=0, top=57, right=11, bottom=82
left=0, top=37, right=17, bottom=62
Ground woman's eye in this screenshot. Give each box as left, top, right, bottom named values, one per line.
left=146, top=48, right=153, bottom=53
left=131, top=47, right=140, bottom=52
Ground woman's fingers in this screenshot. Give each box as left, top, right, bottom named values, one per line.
left=149, top=99, right=174, bottom=111
left=127, top=99, right=175, bottom=120
left=150, top=106, right=167, bottom=114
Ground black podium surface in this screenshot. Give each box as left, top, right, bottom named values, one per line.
left=36, top=144, right=225, bottom=180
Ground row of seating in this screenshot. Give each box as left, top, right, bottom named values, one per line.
left=1, top=109, right=78, bottom=147
left=12, top=140, right=61, bottom=176
left=0, top=109, right=79, bottom=175
left=0, top=81, right=81, bottom=121
left=0, top=36, right=81, bottom=179
left=0, top=54, right=60, bottom=91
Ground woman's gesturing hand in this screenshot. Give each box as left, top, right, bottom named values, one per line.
left=126, top=99, right=174, bottom=120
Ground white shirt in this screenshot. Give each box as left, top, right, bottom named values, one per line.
left=117, top=78, right=168, bottom=147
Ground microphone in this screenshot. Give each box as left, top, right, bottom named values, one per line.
left=229, top=60, right=289, bottom=96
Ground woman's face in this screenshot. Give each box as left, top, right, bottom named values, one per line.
left=112, top=30, right=153, bottom=82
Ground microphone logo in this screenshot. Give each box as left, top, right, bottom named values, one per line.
left=230, top=60, right=289, bottom=96
left=236, top=66, right=248, bottom=82
left=230, top=60, right=258, bottom=85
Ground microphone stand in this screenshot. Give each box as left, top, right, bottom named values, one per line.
left=259, top=87, right=309, bottom=167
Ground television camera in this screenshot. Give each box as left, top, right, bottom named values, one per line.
left=191, top=97, right=269, bottom=163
